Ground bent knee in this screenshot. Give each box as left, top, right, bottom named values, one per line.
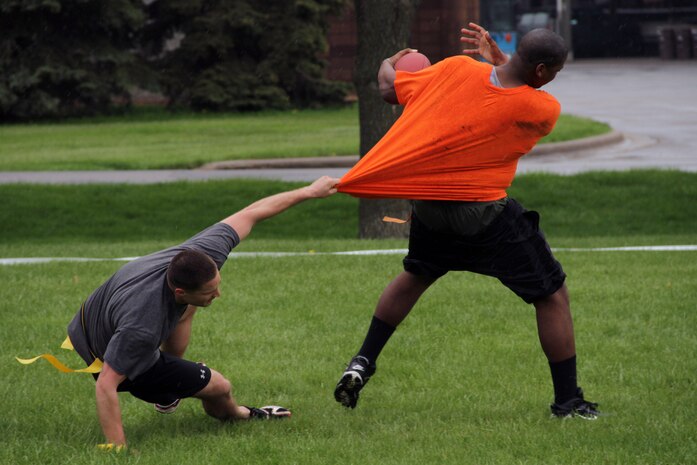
left=209, top=370, right=232, bottom=394
left=196, top=369, right=232, bottom=399
left=535, top=284, right=569, bottom=310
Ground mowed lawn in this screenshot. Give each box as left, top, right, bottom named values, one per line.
left=0, top=107, right=609, bottom=171
left=1, top=171, right=696, bottom=465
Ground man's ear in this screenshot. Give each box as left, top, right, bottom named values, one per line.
left=174, top=287, right=186, bottom=297
left=535, top=62, right=547, bottom=77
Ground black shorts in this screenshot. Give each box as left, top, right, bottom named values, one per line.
left=403, top=198, right=566, bottom=304
left=94, top=352, right=211, bottom=405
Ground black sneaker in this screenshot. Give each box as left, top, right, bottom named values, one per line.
left=334, top=355, right=376, bottom=409
left=550, top=388, right=600, bottom=420
left=246, top=405, right=291, bottom=419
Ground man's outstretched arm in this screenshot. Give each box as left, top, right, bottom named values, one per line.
left=221, top=175, right=339, bottom=241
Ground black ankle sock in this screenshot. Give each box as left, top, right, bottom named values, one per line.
left=549, top=355, right=578, bottom=404
left=357, top=316, right=396, bottom=363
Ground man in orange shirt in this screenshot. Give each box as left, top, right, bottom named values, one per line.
left=334, top=25, right=599, bottom=419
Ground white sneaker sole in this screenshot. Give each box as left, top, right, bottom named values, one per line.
left=334, top=371, right=364, bottom=407
left=154, top=399, right=180, bottom=414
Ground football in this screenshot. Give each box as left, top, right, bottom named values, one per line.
left=395, top=52, right=431, bottom=72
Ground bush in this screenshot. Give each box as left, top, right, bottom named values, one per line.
left=142, top=0, right=349, bottom=111
left=0, top=0, right=145, bottom=121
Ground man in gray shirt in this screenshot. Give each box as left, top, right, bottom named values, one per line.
left=68, top=176, right=338, bottom=449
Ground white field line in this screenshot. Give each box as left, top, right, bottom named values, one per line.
left=554, top=245, right=697, bottom=252
left=1, top=245, right=696, bottom=266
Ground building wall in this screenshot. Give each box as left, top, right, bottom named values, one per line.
left=326, top=8, right=357, bottom=82
left=326, top=0, right=480, bottom=82
left=570, top=0, right=697, bottom=58
left=326, top=0, right=697, bottom=81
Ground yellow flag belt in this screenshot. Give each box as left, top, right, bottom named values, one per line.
left=16, top=303, right=103, bottom=373
left=16, top=335, right=103, bottom=373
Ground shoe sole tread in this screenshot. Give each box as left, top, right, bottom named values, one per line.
left=334, top=372, right=364, bottom=408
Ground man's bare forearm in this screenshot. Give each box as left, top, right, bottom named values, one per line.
left=379, top=59, right=398, bottom=103
left=238, top=185, right=315, bottom=222
left=96, top=381, right=126, bottom=445
left=221, top=176, right=338, bottom=241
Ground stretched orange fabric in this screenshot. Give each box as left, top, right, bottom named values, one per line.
left=337, top=56, right=561, bottom=201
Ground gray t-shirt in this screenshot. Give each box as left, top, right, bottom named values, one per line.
left=67, top=222, right=239, bottom=379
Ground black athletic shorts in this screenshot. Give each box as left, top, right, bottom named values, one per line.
left=403, top=198, right=566, bottom=304
left=94, top=351, right=212, bottom=405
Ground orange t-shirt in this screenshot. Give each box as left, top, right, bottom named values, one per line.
left=337, top=56, right=561, bottom=201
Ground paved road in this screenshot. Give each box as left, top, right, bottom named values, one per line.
left=523, top=58, right=697, bottom=174
left=0, top=168, right=336, bottom=184
left=1, top=58, right=695, bottom=184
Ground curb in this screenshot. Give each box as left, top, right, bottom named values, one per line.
left=199, top=155, right=358, bottom=170
left=198, top=131, right=625, bottom=170
left=528, top=130, right=624, bottom=156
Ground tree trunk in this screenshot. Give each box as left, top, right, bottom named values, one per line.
left=354, top=0, right=420, bottom=239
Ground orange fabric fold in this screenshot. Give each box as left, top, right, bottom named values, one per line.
left=337, top=56, right=561, bottom=201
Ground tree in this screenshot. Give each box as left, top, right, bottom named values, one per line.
left=0, top=0, right=145, bottom=121
left=353, top=0, right=420, bottom=238
left=142, top=0, right=348, bottom=111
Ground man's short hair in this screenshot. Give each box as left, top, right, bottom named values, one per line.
left=167, top=249, right=218, bottom=291
left=517, top=28, right=568, bottom=68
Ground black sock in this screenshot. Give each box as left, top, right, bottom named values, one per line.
left=357, top=316, right=396, bottom=363
left=549, top=355, right=578, bottom=404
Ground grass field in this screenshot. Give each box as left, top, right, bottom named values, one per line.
left=0, top=107, right=609, bottom=171
left=1, top=171, right=695, bottom=246
left=2, top=172, right=696, bottom=465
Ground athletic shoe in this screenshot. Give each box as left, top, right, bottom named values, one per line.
left=334, top=355, right=376, bottom=409
left=154, top=398, right=180, bottom=414
left=550, top=388, right=599, bottom=420
left=246, top=405, right=291, bottom=419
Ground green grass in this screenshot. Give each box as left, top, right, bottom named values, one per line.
left=2, top=249, right=696, bottom=465
left=540, top=114, right=610, bottom=143
left=1, top=170, right=694, bottom=247
left=0, top=108, right=609, bottom=171
left=0, top=107, right=360, bottom=171
left=1, top=171, right=696, bottom=465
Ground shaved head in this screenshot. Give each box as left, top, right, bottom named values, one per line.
left=517, top=28, right=568, bottom=69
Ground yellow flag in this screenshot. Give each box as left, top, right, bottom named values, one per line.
left=16, top=336, right=102, bottom=373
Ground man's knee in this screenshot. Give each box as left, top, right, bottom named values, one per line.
left=535, top=284, right=569, bottom=310
left=402, top=271, right=438, bottom=290
left=194, top=369, right=231, bottom=399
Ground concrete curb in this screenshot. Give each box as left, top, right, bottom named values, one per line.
left=199, top=131, right=625, bottom=170
left=199, top=155, right=358, bottom=170
left=528, top=130, right=624, bottom=156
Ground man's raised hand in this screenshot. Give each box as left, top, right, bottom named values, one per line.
left=460, top=22, right=508, bottom=66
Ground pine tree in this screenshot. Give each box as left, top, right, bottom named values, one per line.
left=142, top=0, right=348, bottom=111
left=0, top=0, right=145, bottom=121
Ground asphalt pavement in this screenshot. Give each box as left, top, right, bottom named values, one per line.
left=1, top=58, right=695, bottom=185
left=525, top=58, right=697, bottom=174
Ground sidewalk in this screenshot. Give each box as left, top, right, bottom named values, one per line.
left=0, top=58, right=695, bottom=184
left=198, top=130, right=625, bottom=170
left=0, top=131, right=630, bottom=185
